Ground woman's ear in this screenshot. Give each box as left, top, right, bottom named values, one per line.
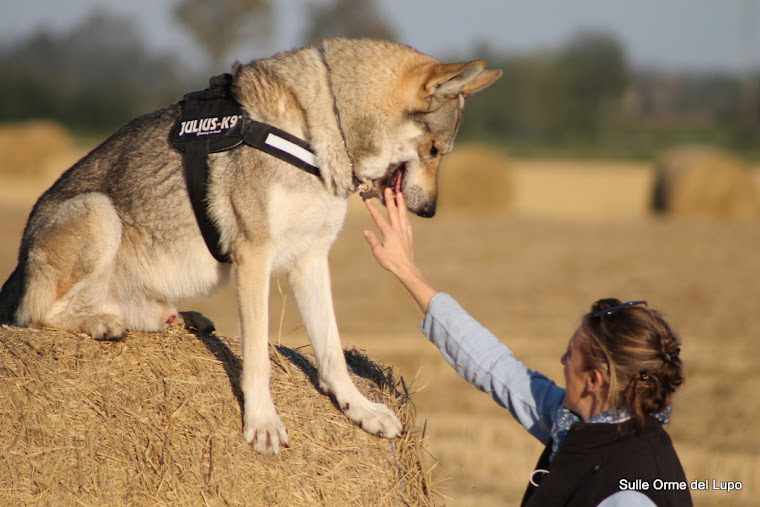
left=586, top=369, right=606, bottom=393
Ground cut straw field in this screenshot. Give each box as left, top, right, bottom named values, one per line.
left=1, top=136, right=759, bottom=505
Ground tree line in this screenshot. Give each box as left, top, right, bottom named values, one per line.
left=462, top=36, right=758, bottom=157
left=0, top=1, right=757, bottom=157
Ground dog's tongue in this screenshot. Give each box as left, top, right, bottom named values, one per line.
left=394, top=169, right=403, bottom=194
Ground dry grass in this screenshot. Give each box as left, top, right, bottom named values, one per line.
left=0, top=120, right=82, bottom=181
left=437, top=144, right=513, bottom=216
left=1, top=134, right=759, bottom=506
left=0, top=324, right=432, bottom=506
left=332, top=210, right=760, bottom=507
left=509, top=158, right=655, bottom=220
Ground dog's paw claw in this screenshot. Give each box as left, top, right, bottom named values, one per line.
left=85, top=314, right=128, bottom=341
left=244, top=414, right=289, bottom=455
left=341, top=397, right=402, bottom=440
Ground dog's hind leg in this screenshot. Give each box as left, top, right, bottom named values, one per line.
left=177, top=311, right=216, bottom=334
left=288, top=250, right=403, bottom=440
left=16, top=193, right=128, bottom=340
left=0, top=266, right=25, bottom=324
left=235, top=244, right=289, bottom=454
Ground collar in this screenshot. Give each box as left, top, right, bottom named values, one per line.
left=549, top=405, right=672, bottom=462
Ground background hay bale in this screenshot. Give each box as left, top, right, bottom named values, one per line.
left=0, top=120, right=80, bottom=180
left=0, top=324, right=432, bottom=506
left=651, top=145, right=759, bottom=219
left=437, top=144, right=513, bottom=215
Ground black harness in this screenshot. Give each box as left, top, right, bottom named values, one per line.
left=170, top=73, right=320, bottom=263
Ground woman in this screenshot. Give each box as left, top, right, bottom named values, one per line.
left=363, top=188, right=691, bottom=506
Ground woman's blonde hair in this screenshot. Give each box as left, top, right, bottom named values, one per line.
left=578, top=298, right=684, bottom=430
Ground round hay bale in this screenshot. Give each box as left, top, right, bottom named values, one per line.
left=0, top=120, right=77, bottom=179
left=438, top=144, right=513, bottom=215
left=0, top=324, right=432, bottom=506
left=651, top=145, right=759, bottom=219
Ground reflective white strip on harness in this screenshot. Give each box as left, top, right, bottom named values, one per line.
left=265, top=132, right=317, bottom=168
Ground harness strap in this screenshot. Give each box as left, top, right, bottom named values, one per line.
left=243, top=121, right=320, bottom=177
left=181, top=140, right=232, bottom=264
left=170, top=73, right=321, bottom=264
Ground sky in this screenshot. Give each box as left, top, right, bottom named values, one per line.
left=2, top=0, right=759, bottom=73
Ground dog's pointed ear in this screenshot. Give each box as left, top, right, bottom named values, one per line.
left=461, top=67, right=502, bottom=97
left=423, top=61, right=502, bottom=99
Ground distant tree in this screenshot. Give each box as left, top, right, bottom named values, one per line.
left=301, top=0, right=397, bottom=46
left=0, top=10, right=190, bottom=134
left=557, top=30, right=628, bottom=139
left=173, top=0, right=272, bottom=69
left=457, top=33, right=627, bottom=147
left=457, top=50, right=578, bottom=144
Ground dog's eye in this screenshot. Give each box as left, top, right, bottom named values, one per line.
left=430, top=144, right=439, bottom=157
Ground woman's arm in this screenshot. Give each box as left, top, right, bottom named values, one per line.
left=362, top=189, right=564, bottom=442
left=421, top=292, right=564, bottom=442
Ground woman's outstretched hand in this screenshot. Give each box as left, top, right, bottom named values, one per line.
left=363, top=188, right=438, bottom=313
left=363, top=188, right=415, bottom=276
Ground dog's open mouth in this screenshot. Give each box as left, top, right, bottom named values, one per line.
left=361, top=162, right=406, bottom=201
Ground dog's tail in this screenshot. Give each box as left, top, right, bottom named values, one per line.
left=0, top=266, right=24, bottom=324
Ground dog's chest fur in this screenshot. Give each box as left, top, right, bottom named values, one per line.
left=265, top=183, right=348, bottom=273
left=204, top=144, right=348, bottom=277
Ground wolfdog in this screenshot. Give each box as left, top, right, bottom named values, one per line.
left=0, top=38, right=500, bottom=454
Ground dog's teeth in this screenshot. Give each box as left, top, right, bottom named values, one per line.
left=394, top=169, right=403, bottom=193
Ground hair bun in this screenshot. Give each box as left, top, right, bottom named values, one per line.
left=662, top=347, right=680, bottom=363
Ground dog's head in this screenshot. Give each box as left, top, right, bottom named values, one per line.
left=371, top=60, right=502, bottom=217
left=323, top=39, right=501, bottom=217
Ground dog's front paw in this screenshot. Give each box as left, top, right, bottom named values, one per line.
left=342, top=397, right=402, bottom=439
left=323, top=168, right=354, bottom=198
left=317, top=146, right=355, bottom=197
left=244, top=411, right=290, bottom=455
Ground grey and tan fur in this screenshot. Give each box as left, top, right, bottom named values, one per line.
left=0, top=38, right=500, bottom=454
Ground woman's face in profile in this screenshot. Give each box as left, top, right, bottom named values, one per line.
left=561, top=327, right=593, bottom=419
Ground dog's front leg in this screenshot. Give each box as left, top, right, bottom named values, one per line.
left=288, top=251, right=403, bottom=440
left=235, top=245, right=289, bottom=454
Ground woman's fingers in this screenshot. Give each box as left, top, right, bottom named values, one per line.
left=362, top=229, right=380, bottom=248
left=394, top=191, right=412, bottom=236
left=364, top=196, right=390, bottom=231
left=364, top=189, right=413, bottom=249
left=384, top=187, right=401, bottom=229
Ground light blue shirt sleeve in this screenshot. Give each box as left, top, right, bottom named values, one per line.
left=418, top=292, right=566, bottom=444
left=597, top=491, right=657, bottom=507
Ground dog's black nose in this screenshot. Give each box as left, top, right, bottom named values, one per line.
left=417, top=202, right=437, bottom=218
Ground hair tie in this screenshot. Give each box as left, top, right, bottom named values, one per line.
left=662, top=347, right=680, bottom=363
